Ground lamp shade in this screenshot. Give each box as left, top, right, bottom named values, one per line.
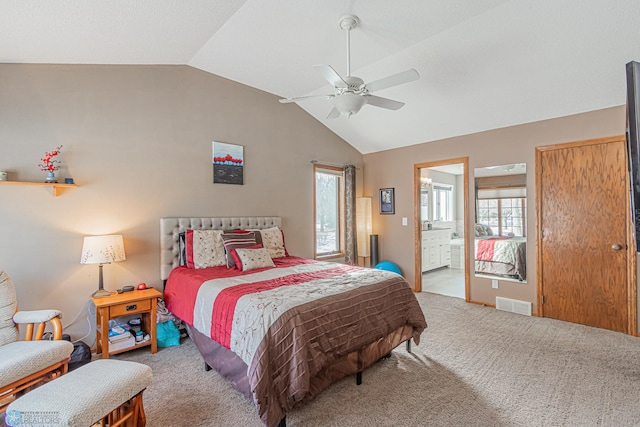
left=80, top=235, right=126, bottom=265
left=356, top=197, right=372, bottom=257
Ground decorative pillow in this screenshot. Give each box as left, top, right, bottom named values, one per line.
left=257, top=227, right=287, bottom=259
left=234, top=247, right=275, bottom=272
left=185, top=229, right=226, bottom=269
left=221, top=232, right=258, bottom=268
left=474, top=224, right=494, bottom=237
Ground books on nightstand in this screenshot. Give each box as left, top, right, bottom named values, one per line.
left=108, top=325, right=130, bottom=341
left=109, top=335, right=136, bottom=352
left=108, top=324, right=135, bottom=351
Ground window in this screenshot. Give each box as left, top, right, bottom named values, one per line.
left=314, top=165, right=344, bottom=258
left=433, top=183, right=453, bottom=221
left=477, top=187, right=526, bottom=236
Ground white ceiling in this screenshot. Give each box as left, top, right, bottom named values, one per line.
left=2, top=0, right=639, bottom=154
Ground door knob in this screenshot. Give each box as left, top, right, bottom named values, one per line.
left=611, top=244, right=622, bottom=250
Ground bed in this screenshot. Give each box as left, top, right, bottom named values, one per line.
left=474, top=224, right=526, bottom=281
left=160, top=217, right=427, bottom=427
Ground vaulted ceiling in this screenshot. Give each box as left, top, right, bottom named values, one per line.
left=2, top=0, right=639, bottom=154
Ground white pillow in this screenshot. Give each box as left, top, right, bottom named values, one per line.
left=186, top=229, right=226, bottom=269
left=259, top=227, right=287, bottom=259
left=235, top=247, right=275, bottom=271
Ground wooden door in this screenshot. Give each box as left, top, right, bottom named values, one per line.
left=538, top=137, right=629, bottom=332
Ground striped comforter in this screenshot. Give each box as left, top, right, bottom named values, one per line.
left=164, top=256, right=427, bottom=426
left=475, top=236, right=525, bottom=265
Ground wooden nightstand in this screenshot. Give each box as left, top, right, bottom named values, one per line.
left=91, top=288, right=162, bottom=359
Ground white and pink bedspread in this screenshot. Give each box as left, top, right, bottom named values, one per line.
left=164, top=256, right=427, bottom=426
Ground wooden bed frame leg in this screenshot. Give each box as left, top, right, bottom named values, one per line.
left=356, top=371, right=362, bottom=386
left=204, top=362, right=212, bottom=372
left=278, top=416, right=286, bottom=427
left=406, top=340, right=412, bottom=353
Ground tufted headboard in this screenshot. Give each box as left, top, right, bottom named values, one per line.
left=160, top=217, right=282, bottom=281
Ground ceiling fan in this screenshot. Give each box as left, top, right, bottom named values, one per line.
left=279, top=14, right=420, bottom=119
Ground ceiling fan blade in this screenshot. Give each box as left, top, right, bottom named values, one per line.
left=313, top=64, right=348, bottom=88
left=279, top=94, right=334, bottom=104
left=364, top=95, right=405, bottom=110
left=366, top=68, right=420, bottom=93
left=326, top=107, right=341, bottom=119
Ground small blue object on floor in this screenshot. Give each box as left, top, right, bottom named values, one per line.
left=374, top=261, right=402, bottom=276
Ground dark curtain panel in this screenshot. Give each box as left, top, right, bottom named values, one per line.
left=344, top=165, right=357, bottom=265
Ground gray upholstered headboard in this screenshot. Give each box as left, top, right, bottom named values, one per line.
left=160, top=217, right=282, bottom=281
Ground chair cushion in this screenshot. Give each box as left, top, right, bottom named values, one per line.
left=7, top=359, right=152, bottom=427
left=0, top=340, right=74, bottom=388
left=0, top=271, right=18, bottom=347
left=13, top=310, right=62, bottom=324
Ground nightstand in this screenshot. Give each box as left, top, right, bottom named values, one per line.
left=91, top=288, right=162, bottom=359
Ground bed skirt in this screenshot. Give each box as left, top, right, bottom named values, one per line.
left=186, top=323, right=415, bottom=422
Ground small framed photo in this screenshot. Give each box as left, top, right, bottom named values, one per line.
left=379, top=188, right=395, bottom=214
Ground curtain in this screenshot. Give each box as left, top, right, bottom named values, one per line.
left=344, top=165, right=357, bottom=265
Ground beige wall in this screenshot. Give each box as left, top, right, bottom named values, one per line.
left=363, top=106, right=627, bottom=314
left=0, top=64, right=362, bottom=341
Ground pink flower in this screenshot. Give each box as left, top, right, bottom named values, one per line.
left=38, top=145, right=63, bottom=172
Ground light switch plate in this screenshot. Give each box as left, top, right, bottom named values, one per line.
left=492, top=279, right=499, bottom=289
left=402, top=217, right=408, bottom=226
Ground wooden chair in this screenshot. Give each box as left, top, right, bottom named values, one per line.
left=0, top=270, right=74, bottom=413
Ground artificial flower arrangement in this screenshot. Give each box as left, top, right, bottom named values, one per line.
left=38, top=145, right=63, bottom=172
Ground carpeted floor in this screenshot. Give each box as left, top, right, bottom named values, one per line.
left=112, top=292, right=640, bottom=426
left=4, top=292, right=640, bottom=427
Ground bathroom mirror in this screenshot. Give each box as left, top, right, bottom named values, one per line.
left=474, top=163, right=527, bottom=283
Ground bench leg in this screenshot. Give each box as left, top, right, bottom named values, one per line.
left=97, top=389, right=146, bottom=427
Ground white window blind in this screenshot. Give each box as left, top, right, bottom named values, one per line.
left=477, top=187, right=526, bottom=199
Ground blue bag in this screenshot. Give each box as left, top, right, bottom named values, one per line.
left=156, top=320, right=180, bottom=347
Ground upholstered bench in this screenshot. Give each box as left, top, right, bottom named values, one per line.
left=5, top=359, right=152, bottom=427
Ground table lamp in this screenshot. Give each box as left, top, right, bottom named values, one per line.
left=81, top=234, right=126, bottom=298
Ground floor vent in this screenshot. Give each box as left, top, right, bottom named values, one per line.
left=496, top=297, right=532, bottom=316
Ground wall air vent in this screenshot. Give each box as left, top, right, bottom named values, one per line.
left=496, top=297, right=532, bottom=316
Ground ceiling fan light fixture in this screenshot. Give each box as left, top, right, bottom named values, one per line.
left=333, top=92, right=366, bottom=116
left=278, top=14, right=419, bottom=119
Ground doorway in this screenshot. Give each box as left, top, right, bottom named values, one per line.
left=414, top=157, right=470, bottom=301
left=536, top=136, right=637, bottom=333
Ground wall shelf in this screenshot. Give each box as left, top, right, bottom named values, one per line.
left=0, top=181, right=78, bottom=197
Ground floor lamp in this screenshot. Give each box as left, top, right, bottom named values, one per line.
left=357, top=197, right=377, bottom=267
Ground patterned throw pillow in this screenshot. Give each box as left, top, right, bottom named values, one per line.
left=258, top=227, right=287, bottom=259
left=221, top=232, right=257, bottom=268
left=185, top=230, right=226, bottom=269
left=234, top=247, right=275, bottom=272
